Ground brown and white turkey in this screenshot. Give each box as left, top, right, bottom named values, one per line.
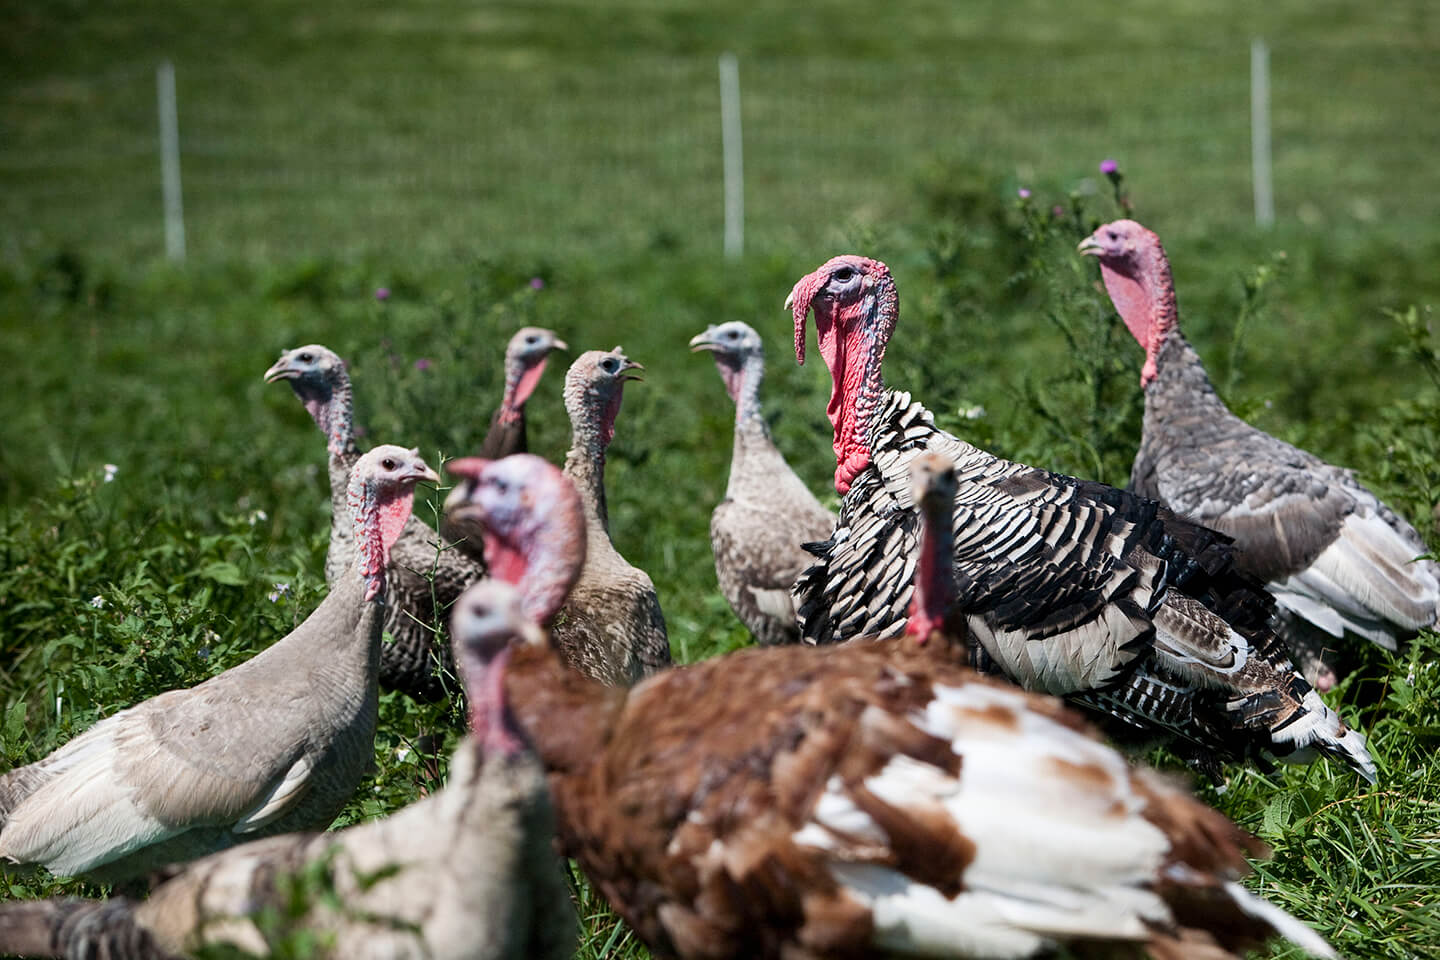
left=440, top=452, right=1337, bottom=960
left=265, top=345, right=487, bottom=702
left=0, top=578, right=574, bottom=960
left=690, top=321, right=835, bottom=644
left=786, top=255, right=1375, bottom=781
left=0, top=447, right=437, bottom=884
left=1080, top=218, right=1439, bottom=690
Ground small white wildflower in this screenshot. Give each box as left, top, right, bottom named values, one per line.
left=89, top=595, right=105, bottom=609
left=1263, top=399, right=1272, bottom=409
left=1407, top=667, right=1417, bottom=686
left=961, top=405, right=987, bottom=420
left=102, top=463, right=118, bottom=483
left=248, top=509, right=269, bottom=526
left=268, top=582, right=291, bottom=603
left=395, top=746, right=411, bottom=762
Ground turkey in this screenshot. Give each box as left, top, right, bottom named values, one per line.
left=786, top=254, right=1375, bottom=781
left=0, top=446, right=438, bottom=884
left=442, top=452, right=1337, bottom=960
left=478, top=326, right=568, bottom=460
left=265, top=344, right=487, bottom=702
left=1080, top=218, right=1440, bottom=689
left=691, top=321, right=835, bottom=645
left=552, top=347, right=670, bottom=683
left=0, top=579, right=574, bottom=960
left=442, top=327, right=567, bottom=563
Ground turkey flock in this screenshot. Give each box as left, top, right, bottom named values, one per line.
left=0, top=217, right=1434, bottom=960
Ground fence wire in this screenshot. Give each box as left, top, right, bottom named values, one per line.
left=2, top=47, right=1437, bottom=264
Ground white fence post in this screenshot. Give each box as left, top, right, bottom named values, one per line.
left=157, top=60, right=187, bottom=261
left=1250, top=39, right=1274, bottom=228
left=718, top=52, right=743, bottom=259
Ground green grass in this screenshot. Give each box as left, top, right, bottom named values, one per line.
left=3, top=1, right=1440, bottom=957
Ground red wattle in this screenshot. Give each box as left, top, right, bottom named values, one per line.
left=1099, top=261, right=1159, bottom=386
left=483, top=535, right=530, bottom=586
left=717, top=362, right=744, bottom=405
left=469, top=645, right=526, bottom=759
left=376, top=494, right=414, bottom=555
left=600, top=389, right=624, bottom=449
left=818, top=308, right=875, bottom=495
left=511, top=358, right=549, bottom=411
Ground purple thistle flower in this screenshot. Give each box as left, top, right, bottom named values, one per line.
left=1099, top=158, right=1119, bottom=175
left=414, top=358, right=432, bottom=372
left=1052, top=205, right=1066, bottom=217
left=529, top=276, right=545, bottom=291
left=374, top=287, right=391, bottom=301
left=1017, top=188, right=1031, bottom=199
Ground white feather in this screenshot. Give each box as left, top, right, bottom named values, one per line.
left=1223, top=881, right=1337, bottom=959
left=791, top=683, right=1176, bottom=954
left=1274, top=510, right=1438, bottom=647
left=234, top=755, right=314, bottom=833
left=0, top=720, right=176, bottom=875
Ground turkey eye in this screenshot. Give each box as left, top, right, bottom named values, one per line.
left=526, top=335, right=539, bottom=344
left=1107, top=232, right=1117, bottom=241
left=601, top=358, right=618, bottom=373
left=299, top=352, right=314, bottom=363
left=832, top=267, right=855, bottom=283
left=382, top=458, right=397, bottom=470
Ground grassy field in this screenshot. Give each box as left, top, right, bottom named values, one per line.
left=3, top=1, right=1440, bottom=958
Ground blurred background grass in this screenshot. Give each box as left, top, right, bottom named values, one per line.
left=2, top=1, right=1439, bottom=957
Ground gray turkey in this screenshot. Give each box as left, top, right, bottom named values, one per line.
left=265, top=344, right=487, bottom=702
left=442, top=327, right=567, bottom=564
left=0, top=578, right=574, bottom=960
left=787, top=254, right=1375, bottom=781
left=690, top=321, right=835, bottom=644
left=1080, top=218, right=1439, bottom=690
left=440, top=452, right=1337, bottom=960
left=551, top=347, right=670, bottom=683
left=0, top=447, right=437, bottom=884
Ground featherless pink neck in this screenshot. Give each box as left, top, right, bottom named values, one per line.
left=598, top=389, right=623, bottom=451
left=716, top=355, right=763, bottom=426
left=483, top=512, right=585, bottom=627
left=1100, top=246, right=1178, bottom=388
left=348, top=481, right=415, bottom=601
left=905, top=499, right=957, bottom=644
left=499, top=357, right=550, bottom=426
left=468, top=645, right=526, bottom=758
left=292, top=372, right=355, bottom=459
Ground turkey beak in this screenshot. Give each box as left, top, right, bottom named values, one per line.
left=783, top=290, right=795, bottom=312
left=688, top=330, right=719, bottom=353
left=1076, top=235, right=1104, bottom=257
left=263, top=358, right=298, bottom=383
left=407, top=462, right=442, bottom=486
left=621, top=360, right=645, bottom=382
left=550, top=338, right=569, bottom=352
